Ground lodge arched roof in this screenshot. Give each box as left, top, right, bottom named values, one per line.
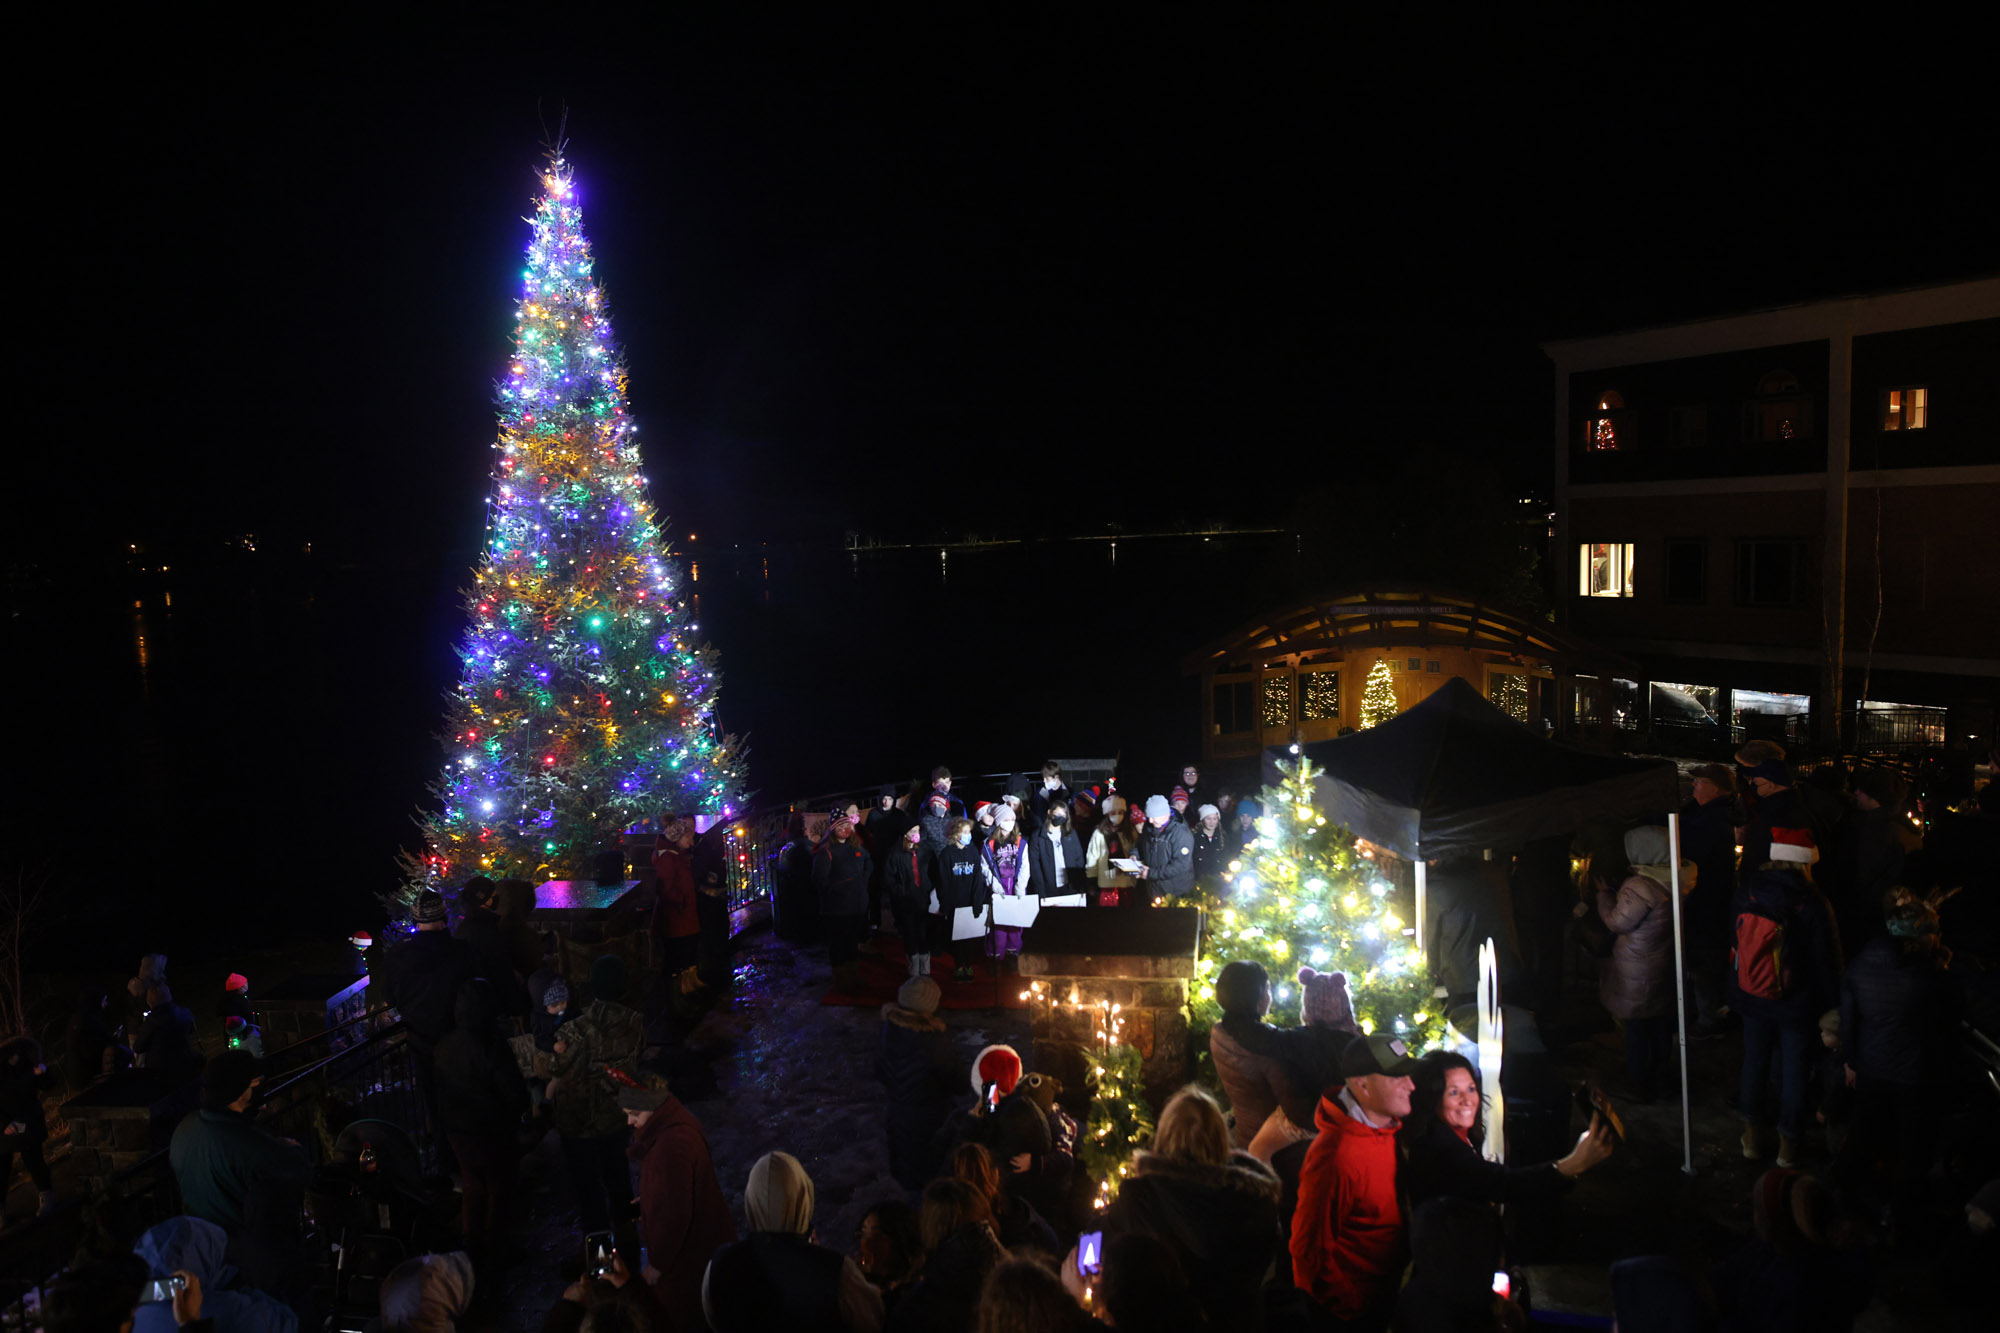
left=1179, top=586, right=1639, bottom=677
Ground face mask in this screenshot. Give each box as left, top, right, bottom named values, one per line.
left=1050, top=812, right=1067, bottom=825
left=956, top=832, right=972, bottom=848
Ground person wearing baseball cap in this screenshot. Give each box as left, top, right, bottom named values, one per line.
left=1290, top=1031, right=1421, bottom=1327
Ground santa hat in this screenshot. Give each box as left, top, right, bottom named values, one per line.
left=1768, top=827, right=1819, bottom=864
left=974, top=801, right=997, bottom=821
left=1297, top=967, right=1360, bottom=1033
left=224, top=973, right=249, bottom=994
left=970, top=1044, right=1022, bottom=1099
left=224, top=1015, right=250, bottom=1037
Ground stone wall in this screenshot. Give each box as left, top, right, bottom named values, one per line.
left=60, top=1071, right=200, bottom=1195
left=1019, top=908, right=1201, bottom=1109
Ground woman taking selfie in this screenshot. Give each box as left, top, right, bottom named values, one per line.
left=1397, top=1051, right=1613, bottom=1212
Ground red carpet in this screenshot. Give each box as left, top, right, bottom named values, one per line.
left=820, top=934, right=1030, bottom=1010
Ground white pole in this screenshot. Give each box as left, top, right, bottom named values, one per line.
left=1414, top=858, right=1427, bottom=952
left=1667, top=811, right=1695, bottom=1176
left=1477, top=937, right=1506, bottom=1163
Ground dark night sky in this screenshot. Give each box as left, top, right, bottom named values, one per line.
left=24, top=13, right=1996, bottom=565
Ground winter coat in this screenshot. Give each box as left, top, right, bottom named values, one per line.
left=1291, top=1092, right=1405, bottom=1321
left=916, top=797, right=963, bottom=857
left=1596, top=862, right=1693, bottom=1020
left=813, top=837, right=874, bottom=918
left=132, top=1215, right=296, bottom=1333
left=169, top=1108, right=310, bottom=1233
left=985, top=837, right=1030, bottom=897
left=1108, top=1149, right=1282, bottom=1333
left=132, top=1001, right=199, bottom=1082
left=1829, top=808, right=1916, bottom=945
left=547, top=997, right=645, bottom=1139
left=704, top=1231, right=884, bottom=1333
left=1028, top=783, right=1071, bottom=826
left=1391, top=1197, right=1507, bottom=1333
left=431, top=982, right=530, bottom=1139
left=1726, top=868, right=1843, bottom=1024
left=1191, top=825, right=1230, bottom=886
left=1140, top=819, right=1195, bottom=897
left=630, top=1095, right=737, bottom=1325
left=0, top=1041, right=54, bottom=1144
left=1839, top=935, right=1953, bottom=1087
left=1739, top=785, right=1808, bottom=885
left=378, top=929, right=477, bottom=1043
left=885, top=1222, right=1006, bottom=1333
left=1024, top=826, right=1085, bottom=898
left=1084, top=826, right=1137, bottom=890
left=875, top=1004, right=960, bottom=1190
left=1679, top=796, right=1738, bottom=945
left=1208, top=1016, right=1294, bottom=1149
left=1275, top=1025, right=1356, bottom=1130
left=652, top=842, right=701, bottom=940
left=775, top=838, right=820, bottom=939
left=880, top=843, right=937, bottom=923
left=932, top=841, right=994, bottom=913
left=1396, top=1114, right=1572, bottom=1212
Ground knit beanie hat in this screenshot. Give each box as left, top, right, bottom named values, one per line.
left=971, top=1043, right=1023, bottom=1098
left=1237, top=798, right=1262, bottom=820
left=542, top=978, right=570, bottom=1009
left=224, top=973, right=249, bottom=994
left=1197, top=803, right=1220, bottom=823
left=1145, top=795, right=1172, bottom=822
left=1818, top=1008, right=1840, bottom=1037
left=1742, top=758, right=1790, bottom=787
left=412, top=889, right=448, bottom=924
left=607, top=1067, right=671, bottom=1113
left=1073, top=786, right=1099, bottom=809
left=1297, top=967, right=1360, bottom=1033
left=745, top=1151, right=815, bottom=1236
left=1170, top=786, right=1191, bottom=807
left=1767, top=827, right=1819, bottom=864
left=898, top=974, right=942, bottom=1017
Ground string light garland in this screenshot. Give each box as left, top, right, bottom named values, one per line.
left=1190, top=758, right=1442, bottom=1049
left=1022, top=982, right=1153, bottom=1209
left=405, top=156, right=745, bottom=896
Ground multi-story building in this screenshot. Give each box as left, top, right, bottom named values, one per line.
left=1544, top=278, right=1999, bottom=755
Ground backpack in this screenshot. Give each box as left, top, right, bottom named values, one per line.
left=1732, top=883, right=1791, bottom=1000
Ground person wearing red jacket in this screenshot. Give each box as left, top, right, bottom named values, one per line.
left=653, top=815, right=703, bottom=994
left=616, top=1069, right=736, bottom=1326
left=1289, top=1032, right=1420, bottom=1331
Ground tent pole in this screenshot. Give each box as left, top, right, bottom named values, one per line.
left=1413, top=858, right=1427, bottom=953
left=1668, top=811, right=1695, bottom=1176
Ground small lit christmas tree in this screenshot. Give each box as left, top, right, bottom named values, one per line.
left=1192, top=758, right=1441, bottom=1047
left=411, top=153, right=745, bottom=892
left=1025, top=982, right=1154, bottom=1209
left=1359, top=658, right=1399, bottom=729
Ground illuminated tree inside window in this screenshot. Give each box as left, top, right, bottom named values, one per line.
left=1360, top=660, right=1399, bottom=729
left=1491, top=672, right=1529, bottom=724
left=1593, top=416, right=1618, bottom=450
left=1261, top=675, right=1293, bottom=730
left=1302, top=672, right=1340, bottom=722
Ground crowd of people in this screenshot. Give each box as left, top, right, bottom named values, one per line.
left=14, top=746, right=1992, bottom=1332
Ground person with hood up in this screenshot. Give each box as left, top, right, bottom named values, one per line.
left=375, top=1251, right=475, bottom=1333
left=0, top=1036, right=57, bottom=1215
left=888, top=1178, right=1007, bottom=1333
left=1396, top=1051, right=1610, bottom=1214
left=1594, top=825, right=1697, bottom=1103
left=815, top=806, right=875, bottom=991
left=933, top=817, right=996, bottom=982
left=1291, top=1032, right=1422, bottom=1331
left=982, top=805, right=1033, bottom=968
left=1389, top=1196, right=1517, bottom=1333
left=702, top=1149, right=883, bottom=1332
left=547, top=956, right=647, bottom=1240
left=652, top=813, right=704, bottom=996
left=430, top=978, right=530, bottom=1271
left=876, top=975, right=960, bottom=1190
left=378, top=889, right=476, bottom=1138
left=882, top=823, right=940, bottom=978
left=66, top=984, right=122, bottom=1087
left=1106, top=1085, right=1281, bottom=1333
left=616, top=1070, right=736, bottom=1326
left=1728, top=827, right=1843, bottom=1168
left=1205, top=961, right=1296, bottom=1151
left=1082, top=794, right=1138, bottom=908
left=133, top=982, right=199, bottom=1086
left=1133, top=794, right=1195, bottom=903
left=129, top=1215, right=295, bottom=1333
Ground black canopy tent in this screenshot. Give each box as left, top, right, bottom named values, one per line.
left=1265, top=677, right=1696, bottom=1171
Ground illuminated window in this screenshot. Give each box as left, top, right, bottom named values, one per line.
left=1582, top=389, right=1626, bottom=452
left=1880, top=386, right=1928, bottom=431
left=1745, top=371, right=1813, bottom=442
left=1300, top=668, right=1340, bottom=721
left=1488, top=668, right=1530, bottom=723
left=1577, top=542, right=1635, bottom=598
left=1261, top=674, right=1293, bottom=730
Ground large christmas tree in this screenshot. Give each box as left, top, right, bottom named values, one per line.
left=1193, top=757, right=1441, bottom=1047
left=414, top=155, right=745, bottom=889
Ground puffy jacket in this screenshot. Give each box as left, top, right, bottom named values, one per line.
left=132, top=1215, right=296, bottom=1333
left=1726, top=868, right=1843, bottom=1023
left=379, top=929, right=477, bottom=1042
left=431, top=981, right=530, bottom=1139
left=1596, top=862, right=1693, bottom=1020
left=1140, top=820, right=1195, bottom=897
left=1108, top=1150, right=1281, bottom=1333
left=631, top=1096, right=737, bottom=1327
left=813, top=837, right=874, bottom=917
left=1839, top=935, right=1952, bottom=1087
left=874, top=1005, right=959, bottom=1190
left=652, top=842, right=700, bottom=940
left=1208, top=1016, right=1294, bottom=1149
left=1290, top=1093, right=1405, bottom=1321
